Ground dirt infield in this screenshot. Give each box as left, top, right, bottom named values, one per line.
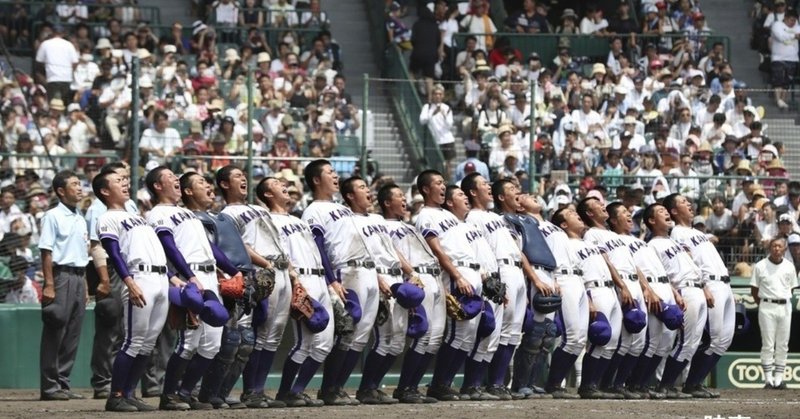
left=1, top=388, right=798, bottom=418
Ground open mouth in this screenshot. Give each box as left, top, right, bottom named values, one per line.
left=239, top=182, right=247, bottom=192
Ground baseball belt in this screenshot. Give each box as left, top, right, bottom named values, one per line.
left=53, top=265, right=86, bottom=275
left=296, top=267, right=325, bottom=276
left=414, top=265, right=442, bottom=276
left=498, top=258, right=523, bottom=268
left=584, top=280, right=614, bottom=289
left=189, top=263, right=215, bottom=273
left=376, top=267, right=402, bottom=276
left=646, top=276, right=669, bottom=284
left=624, top=274, right=639, bottom=281
left=532, top=264, right=555, bottom=272
left=762, top=298, right=788, bottom=304
left=555, top=268, right=583, bottom=276
left=707, top=275, right=731, bottom=284
left=683, top=280, right=705, bottom=289
left=454, top=261, right=481, bottom=271
left=345, top=259, right=376, bottom=269
left=136, top=264, right=167, bottom=274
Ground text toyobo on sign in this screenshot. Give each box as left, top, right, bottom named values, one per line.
left=728, top=358, right=800, bottom=389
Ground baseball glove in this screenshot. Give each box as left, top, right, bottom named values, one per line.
left=253, top=266, right=276, bottom=302
left=446, top=293, right=466, bottom=320
left=482, top=274, right=506, bottom=305
left=219, top=272, right=245, bottom=299
left=167, top=305, right=200, bottom=330
left=290, top=282, right=314, bottom=320
left=376, top=296, right=390, bottom=326
left=331, top=298, right=355, bottom=335
left=408, top=274, right=424, bottom=288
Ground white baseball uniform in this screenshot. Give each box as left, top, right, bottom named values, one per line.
left=416, top=206, right=483, bottom=353
left=538, top=220, right=589, bottom=356
left=147, top=204, right=221, bottom=359
left=750, top=256, right=797, bottom=386
left=671, top=225, right=735, bottom=357
left=222, top=204, right=290, bottom=351
left=467, top=209, right=525, bottom=347
left=386, top=219, right=445, bottom=355
left=465, top=220, right=501, bottom=363
left=648, top=236, right=707, bottom=362
left=584, top=228, right=647, bottom=357
left=302, top=201, right=378, bottom=352
left=271, top=212, right=335, bottom=364
left=97, top=210, right=169, bottom=357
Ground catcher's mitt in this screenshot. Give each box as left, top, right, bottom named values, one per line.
left=290, top=282, right=314, bottom=320
left=253, top=266, right=276, bottom=302
left=167, top=304, right=200, bottom=330
left=482, top=274, right=506, bottom=305
left=407, top=274, right=424, bottom=289
left=331, top=298, right=355, bottom=335
left=446, top=293, right=467, bottom=320
left=376, top=296, right=390, bottom=326
left=219, top=272, right=245, bottom=299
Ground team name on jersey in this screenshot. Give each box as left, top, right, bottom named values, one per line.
left=362, top=223, right=389, bottom=237
left=121, top=216, right=149, bottom=231
left=540, top=223, right=561, bottom=238
left=280, top=221, right=310, bottom=237
left=628, top=240, right=647, bottom=254
left=168, top=211, right=198, bottom=227
left=484, top=219, right=507, bottom=234
left=235, top=207, right=265, bottom=225
left=436, top=217, right=459, bottom=233
left=390, top=224, right=416, bottom=240
left=661, top=243, right=686, bottom=260
left=577, top=246, right=601, bottom=260
left=466, top=229, right=482, bottom=243
left=328, top=207, right=354, bottom=221
left=686, top=233, right=710, bottom=247
left=601, top=237, right=626, bottom=253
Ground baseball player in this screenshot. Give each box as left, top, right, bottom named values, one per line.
left=144, top=166, right=237, bottom=410
left=580, top=198, right=656, bottom=398
left=606, top=202, right=675, bottom=398
left=750, top=237, right=797, bottom=389
left=378, top=183, right=443, bottom=404
left=644, top=203, right=706, bottom=399
left=85, top=162, right=138, bottom=400
left=519, top=195, right=584, bottom=399
left=414, top=170, right=482, bottom=401
left=302, top=159, right=378, bottom=406
left=341, top=176, right=417, bottom=405
left=664, top=193, right=734, bottom=398
left=560, top=204, right=623, bottom=399
left=93, top=168, right=172, bottom=412
left=256, top=176, right=333, bottom=407
left=214, top=165, right=291, bottom=409
left=494, top=183, right=560, bottom=398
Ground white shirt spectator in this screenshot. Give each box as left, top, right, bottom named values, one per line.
left=771, top=19, right=800, bottom=62
left=35, top=35, right=79, bottom=83
left=460, top=13, right=497, bottom=52
left=420, top=101, right=455, bottom=146
left=71, top=60, right=100, bottom=91
left=4, top=277, right=39, bottom=304
left=580, top=17, right=609, bottom=35
left=56, top=2, right=88, bottom=24
left=67, top=118, right=95, bottom=155
left=0, top=204, right=24, bottom=233
left=764, top=12, right=786, bottom=29
left=140, top=126, right=182, bottom=164
left=214, top=0, right=240, bottom=26
left=270, top=1, right=298, bottom=26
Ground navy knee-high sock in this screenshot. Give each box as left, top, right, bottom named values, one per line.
left=253, top=350, right=276, bottom=392
left=638, top=355, right=663, bottom=388
left=335, top=349, right=363, bottom=389
left=397, top=350, right=424, bottom=390
left=431, top=345, right=456, bottom=387
left=320, top=348, right=345, bottom=391
left=613, top=354, right=639, bottom=388
left=110, top=352, right=136, bottom=395
left=291, top=359, right=322, bottom=394
left=179, top=355, right=214, bottom=396
left=278, top=359, right=302, bottom=395
left=593, top=357, right=613, bottom=388
left=659, top=357, right=689, bottom=388
left=359, top=351, right=385, bottom=391
left=461, top=357, right=480, bottom=390
left=444, top=349, right=469, bottom=387
left=579, top=355, right=598, bottom=390
left=374, top=354, right=397, bottom=388
left=489, top=345, right=515, bottom=386
left=124, top=354, right=151, bottom=398
left=545, top=348, right=576, bottom=389
left=684, top=350, right=709, bottom=387
left=412, top=353, right=435, bottom=389
left=699, top=353, right=721, bottom=384
left=600, top=353, right=622, bottom=389
left=163, top=354, right=190, bottom=395
left=242, top=349, right=261, bottom=392
left=626, top=355, right=650, bottom=388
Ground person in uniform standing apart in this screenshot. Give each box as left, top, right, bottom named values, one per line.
left=750, top=237, right=798, bottom=389
left=39, top=170, right=89, bottom=401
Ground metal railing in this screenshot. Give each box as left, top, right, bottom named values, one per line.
left=0, top=0, right=162, bottom=24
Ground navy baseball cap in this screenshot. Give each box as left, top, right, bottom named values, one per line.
left=344, top=290, right=363, bottom=324
left=622, top=302, right=647, bottom=333
left=656, top=302, right=684, bottom=330
left=458, top=290, right=483, bottom=320
left=588, top=312, right=612, bottom=346
left=181, top=282, right=205, bottom=313
left=476, top=301, right=496, bottom=339
left=168, top=286, right=184, bottom=307
left=305, top=298, right=330, bottom=333
left=407, top=306, right=429, bottom=339
left=200, top=290, right=230, bottom=327
left=391, top=282, right=425, bottom=309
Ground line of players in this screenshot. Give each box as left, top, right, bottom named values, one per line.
left=88, top=159, right=734, bottom=411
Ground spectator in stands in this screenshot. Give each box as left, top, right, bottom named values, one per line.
left=506, top=0, right=548, bottom=33
left=454, top=139, right=490, bottom=182
left=2, top=256, right=39, bottom=304
left=579, top=4, right=610, bottom=36
left=240, top=0, right=265, bottom=27
left=270, top=0, right=298, bottom=27
left=57, top=0, right=88, bottom=24
left=756, top=201, right=779, bottom=250
left=160, top=23, right=189, bottom=56
left=386, top=2, right=412, bottom=50
left=556, top=8, right=579, bottom=34
left=300, top=0, right=330, bottom=29
left=140, top=110, right=182, bottom=166
left=489, top=125, right=523, bottom=175
left=769, top=8, right=800, bottom=109
left=0, top=188, right=23, bottom=234
left=35, top=25, right=79, bottom=105
left=213, top=0, right=240, bottom=42
left=9, top=135, right=40, bottom=176
left=420, top=84, right=456, bottom=176
left=460, top=0, right=497, bottom=52
left=267, top=132, right=298, bottom=174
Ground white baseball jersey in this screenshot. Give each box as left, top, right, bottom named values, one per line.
left=86, top=197, right=138, bottom=242
left=416, top=206, right=475, bottom=264
left=648, top=236, right=703, bottom=288
left=538, top=219, right=573, bottom=270
left=466, top=209, right=521, bottom=262
left=567, top=238, right=612, bottom=285
left=584, top=227, right=637, bottom=276
left=270, top=212, right=323, bottom=269
left=750, top=257, right=798, bottom=300
left=619, top=235, right=667, bottom=279
left=465, top=220, right=499, bottom=274
left=97, top=209, right=167, bottom=275
left=222, top=204, right=283, bottom=258
left=670, top=225, right=728, bottom=278
left=385, top=219, right=438, bottom=267
left=352, top=213, right=399, bottom=270
left=302, top=201, right=369, bottom=267
left=147, top=204, right=214, bottom=264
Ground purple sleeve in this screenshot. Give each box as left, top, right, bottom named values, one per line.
left=100, top=237, right=132, bottom=280
left=210, top=241, right=239, bottom=276
left=312, top=228, right=338, bottom=285
left=156, top=230, right=196, bottom=279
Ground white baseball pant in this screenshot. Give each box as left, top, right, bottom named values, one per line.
left=337, top=266, right=379, bottom=352
left=288, top=273, right=335, bottom=364
left=443, top=266, right=483, bottom=352
left=119, top=272, right=170, bottom=357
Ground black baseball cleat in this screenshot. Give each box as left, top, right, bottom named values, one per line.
left=546, top=386, right=581, bottom=399
left=276, top=392, right=307, bottom=408
left=126, top=396, right=157, bottom=411
left=158, top=393, right=190, bottom=410
left=427, top=384, right=460, bottom=401
left=106, top=393, right=138, bottom=412
left=682, top=384, right=714, bottom=399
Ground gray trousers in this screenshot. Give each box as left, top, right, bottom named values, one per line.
left=141, top=324, right=177, bottom=395
left=90, top=271, right=124, bottom=394
left=40, top=269, right=86, bottom=395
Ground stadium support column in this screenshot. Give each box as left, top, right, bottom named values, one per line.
left=130, top=56, right=140, bottom=198
left=361, top=73, right=368, bottom=177
left=246, top=69, right=254, bottom=203
left=528, top=80, right=536, bottom=194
